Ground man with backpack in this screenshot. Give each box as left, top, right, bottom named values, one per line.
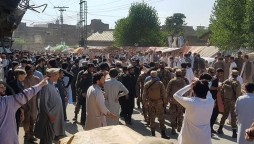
left=143, top=71, right=170, bottom=139
left=217, top=70, right=242, bottom=138
left=166, top=69, right=187, bottom=135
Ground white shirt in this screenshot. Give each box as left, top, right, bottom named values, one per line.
left=235, top=94, right=254, bottom=144
left=176, top=57, right=186, bottom=68
left=104, top=78, right=129, bottom=125
left=144, top=55, right=150, bottom=63
left=229, top=62, right=237, bottom=78
left=174, top=85, right=214, bottom=144
left=138, top=56, right=145, bottom=65
left=149, top=54, right=154, bottom=62
left=237, top=76, right=243, bottom=85
left=229, top=76, right=243, bottom=85
left=169, top=59, right=178, bottom=68
left=79, top=59, right=85, bottom=67
left=185, top=68, right=195, bottom=84
left=85, top=84, right=110, bottom=130
left=2, top=59, right=9, bottom=68
left=160, top=57, right=167, bottom=64
left=189, top=55, right=194, bottom=68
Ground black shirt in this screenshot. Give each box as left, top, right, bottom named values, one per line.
left=122, top=74, right=137, bottom=98
left=210, top=77, right=219, bottom=100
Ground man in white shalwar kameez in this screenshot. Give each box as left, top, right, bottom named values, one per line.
left=85, top=72, right=116, bottom=131
left=185, top=63, right=195, bottom=84
left=235, top=83, right=254, bottom=144
left=176, top=52, right=186, bottom=68
left=104, top=68, right=129, bottom=125
left=173, top=81, right=214, bottom=144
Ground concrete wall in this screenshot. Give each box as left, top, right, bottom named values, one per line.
left=12, top=19, right=110, bottom=51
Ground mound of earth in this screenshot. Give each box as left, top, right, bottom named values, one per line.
left=59, top=125, right=174, bottom=144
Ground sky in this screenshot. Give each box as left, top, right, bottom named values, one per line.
left=22, top=0, right=216, bottom=29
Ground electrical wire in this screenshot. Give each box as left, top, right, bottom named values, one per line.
left=65, top=5, right=129, bottom=14
left=88, top=0, right=158, bottom=13
left=27, top=8, right=58, bottom=21
left=19, top=0, right=47, bottom=13
left=88, top=0, right=149, bottom=11
left=22, top=0, right=167, bottom=25
left=61, top=0, right=79, bottom=6
left=65, top=14, right=78, bottom=21
left=88, top=0, right=124, bottom=8
left=87, top=13, right=125, bottom=18
left=30, top=0, right=57, bottom=20
left=88, top=3, right=131, bottom=12
left=45, top=0, right=59, bottom=15
left=47, top=0, right=159, bottom=14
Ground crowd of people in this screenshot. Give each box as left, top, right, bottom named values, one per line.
left=0, top=49, right=254, bottom=144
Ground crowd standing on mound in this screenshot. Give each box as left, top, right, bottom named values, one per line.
left=0, top=49, right=254, bottom=144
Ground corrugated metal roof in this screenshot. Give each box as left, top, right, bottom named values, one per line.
left=162, top=46, right=219, bottom=57
left=162, top=47, right=181, bottom=53
left=87, top=31, right=113, bottom=42
left=188, top=46, right=219, bottom=57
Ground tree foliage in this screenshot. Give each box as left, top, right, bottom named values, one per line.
left=113, top=3, right=164, bottom=47
left=210, top=0, right=247, bottom=50
left=243, top=0, right=254, bottom=48
left=114, top=18, right=130, bottom=46
left=165, top=13, right=186, bottom=36
left=196, top=26, right=209, bottom=38
left=14, top=38, right=26, bottom=45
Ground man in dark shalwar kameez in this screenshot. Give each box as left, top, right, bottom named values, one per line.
left=35, top=68, right=65, bottom=144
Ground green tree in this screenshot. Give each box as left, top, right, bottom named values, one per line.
left=14, top=38, right=26, bottom=45
left=196, top=26, right=209, bottom=38
left=210, top=0, right=246, bottom=50
left=114, top=18, right=130, bottom=46
left=243, top=0, right=254, bottom=48
left=165, top=13, right=186, bottom=37
left=113, top=2, right=164, bottom=47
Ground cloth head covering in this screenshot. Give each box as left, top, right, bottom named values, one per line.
left=207, top=67, right=215, bottom=73
left=46, top=68, right=60, bottom=76
left=150, top=71, right=158, bottom=78
left=87, top=63, right=95, bottom=68
left=175, top=69, right=182, bottom=76
left=232, top=70, right=239, bottom=76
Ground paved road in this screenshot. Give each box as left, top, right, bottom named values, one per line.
left=18, top=104, right=237, bottom=144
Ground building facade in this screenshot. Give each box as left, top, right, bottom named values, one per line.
left=12, top=19, right=109, bottom=51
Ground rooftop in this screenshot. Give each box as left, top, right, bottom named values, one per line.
left=87, top=31, right=113, bottom=42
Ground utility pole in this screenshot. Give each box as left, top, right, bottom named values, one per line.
left=54, top=6, right=69, bottom=43
left=79, top=0, right=87, bottom=48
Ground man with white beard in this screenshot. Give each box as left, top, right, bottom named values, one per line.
left=104, top=68, right=129, bottom=125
